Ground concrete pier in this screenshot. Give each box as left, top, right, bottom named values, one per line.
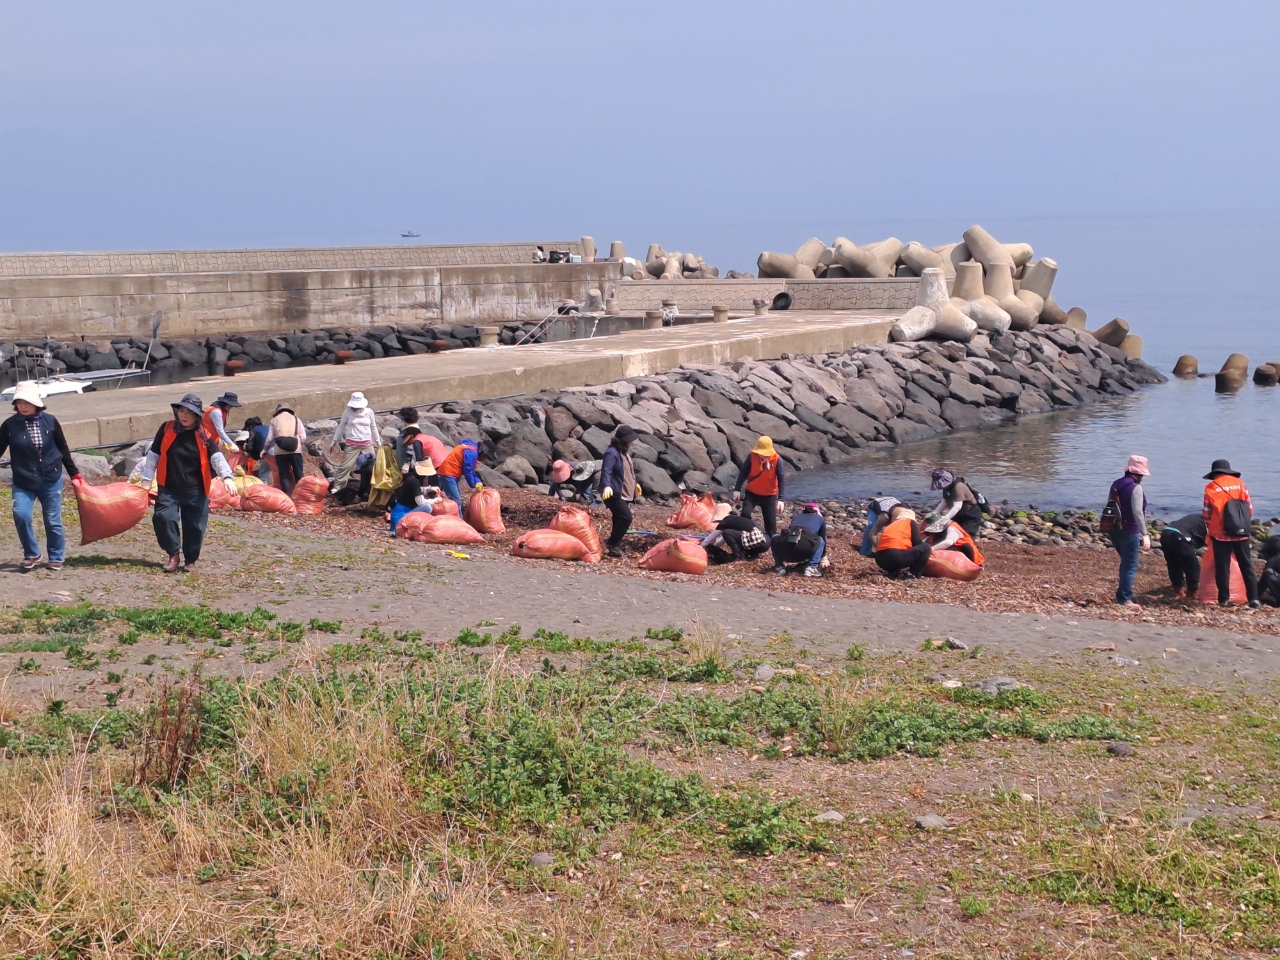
left=50, top=310, right=901, bottom=447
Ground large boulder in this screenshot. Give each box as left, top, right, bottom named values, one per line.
left=939, top=399, right=987, bottom=431
left=497, top=456, right=539, bottom=486
left=658, top=444, right=694, bottom=476
left=743, top=410, right=793, bottom=442
left=689, top=423, right=731, bottom=465
left=887, top=417, right=937, bottom=444
left=470, top=408, right=512, bottom=440
left=713, top=419, right=759, bottom=464
left=476, top=464, right=519, bottom=489
left=544, top=404, right=580, bottom=442
left=681, top=470, right=714, bottom=493
left=493, top=422, right=553, bottom=476
left=552, top=438, right=593, bottom=463
left=712, top=461, right=740, bottom=490
left=666, top=432, right=715, bottom=474
left=691, top=386, right=746, bottom=423
left=86, top=350, right=121, bottom=371
left=633, top=459, right=679, bottom=498
left=824, top=404, right=880, bottom=442
left=580, top=426, right=614, bottom=459
left=555, top=396, right=614, bottom=431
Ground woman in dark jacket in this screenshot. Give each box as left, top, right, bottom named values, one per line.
left=0, top=383, right=81, bottom=570
left=597, top=425, right=639, bottom=558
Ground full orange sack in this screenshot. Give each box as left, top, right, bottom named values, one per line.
left=432, top=499, right=461, bottom=517
left=550, top=505, right=602, bottom=562
left=397, top=514, right=485, bottom=545
left=638, top=538, right=708, bottom=575
left=290, top=475, right=329, bottom=515
left=512, top=529, right=591, bottom=562
left=465, top=487, right=506, bottom=534
left=239, top=485, right=298, bottom=514
left=70, top=477, right=150, bottom=545
left=209, top=480, right=241, bottom=511
left=923, top=548, right=983, bottom=582
left=1197, top=548, right=1248, bottom=604
left=667, top=492, right=717, bottom=531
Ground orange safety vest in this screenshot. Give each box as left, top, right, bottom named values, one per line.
left=201, top=406, right=225, bottom=442
left=439, top=444, right=467, bottom=478
left=877, top=517, right=916, bottom=552
left=156, top=421, right=214, bottom=493
left=745, top=452, right=780, bottom=496
left=1203, top=476, right=1249, bottom=540
left=950, top=523, right=985, bottom=566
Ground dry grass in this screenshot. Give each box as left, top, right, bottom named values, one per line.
left=0, top=673, right=24, bottom=724
left=683, top=614, right=731, bottom=669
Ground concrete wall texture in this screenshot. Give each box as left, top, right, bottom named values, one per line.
left=612, top=277, right=918, bottom=313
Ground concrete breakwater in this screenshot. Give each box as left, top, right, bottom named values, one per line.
left=324, top=326, right=1165, bottom=498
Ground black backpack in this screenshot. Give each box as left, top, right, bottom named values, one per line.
left=952, top=477, right=992, bottom=516
left=1099, top=497, right=1123, bottom=535
left=1215, top=483, right=1253, bottom=538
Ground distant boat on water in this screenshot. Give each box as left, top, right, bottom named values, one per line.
left=401, top=230, right=421, bottom=238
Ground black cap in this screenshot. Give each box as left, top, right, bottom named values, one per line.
left=215, top=392, right=242, bottom=408
left=1204, top=458, right=1241, bottom=479
left=613, top=424, right=638, bottom=445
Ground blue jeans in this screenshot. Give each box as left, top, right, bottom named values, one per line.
left=12, top=477, right=66, bottom=562
left=438, top=475, right=464, bottom=513
left=1113, top=530, right=1140, bottom=604
left=153, top=486, right=210, bottom=564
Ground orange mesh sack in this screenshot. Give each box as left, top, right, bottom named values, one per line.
left=465, top=487, right=506, bottom=534
left=414, top=515, right=485, bottom=545
left=432, top=499, right=461, bottom=517
left=239, top=485, right=298, bottom=514
left=512, top=529, right=591, bottom=561
left=1197, top=548, right=1248, bottom=604
left=224, top=450, right=247, bottom=473
left=71, top=477, right=151, bottom=545
left=290, top=476, right=329, bottom=515
left=638, top=538, right=708, bottom=575
left=923, top=548, right=983, bottom=582
left=394, top=511, right=434, bottom=541
left=208, top=479, right=241, bottom=511
left=550, top=505, right=602, bottom=562
left=667, top=492, right=717, bottom=531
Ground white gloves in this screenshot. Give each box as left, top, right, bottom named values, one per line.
left=732, top=491, right=742, bottom=502
left=222, top=478, right=239, bottom=497
left=602, top=486, right=614, bottom=500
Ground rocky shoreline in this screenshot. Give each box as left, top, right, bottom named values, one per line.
left=294, top=325, right=1166, bottom=506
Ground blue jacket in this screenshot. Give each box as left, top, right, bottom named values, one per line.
left=598, top=445, right=636, bottom=500
left=0, top=412, right=78, bottom=490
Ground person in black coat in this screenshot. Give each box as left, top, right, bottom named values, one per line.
left=1159, top=513, right=1207, bottom=598
left=596, top=425, right=639, bottom=558
left=0, top=383, right=81, bottom=571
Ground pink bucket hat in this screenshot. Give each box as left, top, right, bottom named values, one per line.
left=550, top=460, right=572, bottom=483
left=1126, top=455, right=1150, bottom=477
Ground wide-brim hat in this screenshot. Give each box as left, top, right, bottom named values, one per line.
left=229, top=430, right=250, bottom=442
left=930, top=468, right=955, bottom=490
left=347, top=391, right=369, bottom=409
left=613, top=425, right=638, bottom=445
left=1126, top=455, right=1151, bottom=477
left=414, top=459, right=437, bottom=477
left=571, top=460, right=598, bottom=482
left=215, top=392, right=242, bottom=408
left=1204, top=458, right=1241, bottom=479
left=274, top=403, right=294, bottom=415
left=752, top=436, right=776, bottom=457
left=172, top=393, right=204, bottom=417
left=550, top=459, right=572, bottom=483
left=10, top=381, right=45, bottom=409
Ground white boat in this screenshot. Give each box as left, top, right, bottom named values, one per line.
left=0, top=368, right=152, bottom=402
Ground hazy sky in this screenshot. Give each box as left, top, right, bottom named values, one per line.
left=3, top=1, right=1278, bottom=271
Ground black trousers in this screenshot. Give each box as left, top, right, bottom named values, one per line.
left=1212, top=539, right=1259, bottom=603
left=743, top=492, right=778, bottom=537
left=606, top=496, right=633, bottom=549
left=875, top=543, right=932, bottom=578
left=1160, top=529, right=1200, bottom=591
left=275, top=452, right=304, bottom=496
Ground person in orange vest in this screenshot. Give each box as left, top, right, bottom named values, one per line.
left=437, top=438, right=482, bottom=514
left=136, top=394, right=238, bottom=573
left=203, top=392, right=242, bottom=452
left=1202, top=459, right=1260, bottom=607
left=874, top=506, right=932, bottom=579
left=926, top=520, right=985, bottom=566
left=733, top=435, right=786, bottom=536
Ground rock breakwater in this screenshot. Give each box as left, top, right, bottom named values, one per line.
left=322, top=326, right=1164, bottom=499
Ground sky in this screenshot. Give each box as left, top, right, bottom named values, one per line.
left=2, top=1, right=1279, bottom=273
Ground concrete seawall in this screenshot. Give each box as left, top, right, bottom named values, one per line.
left=48, top=310, right=900, bottom=447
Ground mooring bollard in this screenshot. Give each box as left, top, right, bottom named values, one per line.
left=752, top=298, right=768, bottom=316
left=712, top=305, right=729, bottom=323
left=605, top=297, right=617, bottom=315
left=644, top=311, right=663, bottom=330
left=478, top=326, right=500, bottom=347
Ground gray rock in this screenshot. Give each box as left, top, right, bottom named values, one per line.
left=171, top=340, right=208, bottom=365
left=754, top=664, right=776, bottom=681
left=657, top=444, right=694, bottom=476
left=552, top=438, right=593, bottom=464
left=633, top=459, right=678, bottom=497
left=744, top=387, right=798, bottom=425
left=476, top=464, right=519, bottom=489
left=914, top=814, right=950, bottom=831
left=712, top=461, right=739, bottom=490
left=242, top=340, right=275, bottom=363
left=692, top=386, right=746, bottom=424
left=497, top=455, right=538, bottom=486
left=825, top=404, right=880, bottom=442
left=681, top=469, right=714, bottom=492
left=579, top=426, right=614, bottom=459
left=948, top=374, right=998, bottom=406
left=744, top=410, right=792, bottom=442
left=775, top=444, right=822, bottom=471
left=939, top=399, right=987, bottom=431
left=901, top=401, right=948, bottom=433
left=790, top=403, right=841, bottom=437
left=903, top=381, right=942, bottom=416
left=545, top=405, right=579, bottom=442
left=85, top=351, right=121, bottom=371
left=630, top=440, right=659, bottom=464
left=714, top=419, right=759, bottom=464
left=1106, top=741, right=1135, bottom=757
left=983, top=375, right=1023, bottom=400
left=689, top=424, right=731, bottom=465
left=812, top=810, right=845, bottom=823
left=666, top=432, right=715, bottom=474
left=968, top=676, right=1021, bottom=696
left=470, top=408, right=512, bottom=440
left=76, top=455, right=112, bottom=478
left=1014, top=389, right=1054, bottom=414
left=556, top=396, right=615, bottom=431
left=887, top=417, right=935, bottom=444
left=493, top=421, right=553, bottom=475
left=689, top=371, right=751, bottom=406
left=529, top=852, right=555, bottom=869
left=909, top=372, right=950, bottom=402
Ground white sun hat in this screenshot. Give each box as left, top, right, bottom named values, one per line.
left=11, top=382, right=45, bottom=409
left=347, top=391, right=369, bottom=409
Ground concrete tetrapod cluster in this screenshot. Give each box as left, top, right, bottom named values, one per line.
left=617, top=243, right=725, bottom=281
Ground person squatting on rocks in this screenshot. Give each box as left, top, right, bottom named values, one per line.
left=437, top=438, right=482, bottom=514
left=598, top=425, right=640, bottom=559
left=733, top=436, right=785, bottom=537
left=1108, top=455, right=1151, bottom=610
left=771, top=502, right=827, bottom=578
left=874, top=506, right=931, bottom=580
left=860, top=497, right=901, bottom=558
left=203, top=392, right=243, bottom=453
left=549, top=459, right=601, bottom=504
left=1160, top=512, right=1207, bottom=598
left=926, top=519, right=985, bottom=566
left=702, top=507, right=769, bottom=565
left=929, top=469, right=983, bottom=538
left=329, top=392, right=380, bottom=495
left=389, top=445, right=441, bottom=534
left=1202, top=459, right=1260, bottom=608
left=136, top=394, right=237, bottom=573
left=264, top=403, right=307, bottom=496
left=0, top=382, right=82, bottom=571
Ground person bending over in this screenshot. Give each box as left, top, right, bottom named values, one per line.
left=770, top=502, right=827, bottom=578
left=874, top=506, right=931, bottom=579
left=929, top=469, right=983, bottom=538
left=702, top=511, right=768, bottom=565
left=1160, top=513, right=1206, bottom=598
left=926, top=519, right=984, bottom=566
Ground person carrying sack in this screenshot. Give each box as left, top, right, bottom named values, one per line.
left=136, top=394, right=237, bottom=573
left=264, top=403, right=307, bottom=495
left=733, top=435, right=785, bottom=536
left=0, top=382, right=82, bottom=571
left=1107, top=455, right=1151, bottom=609
left=1202, top=459, right=1260, bottom=607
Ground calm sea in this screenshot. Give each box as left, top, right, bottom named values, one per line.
left=778, top=210, right=1280, bottom=518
